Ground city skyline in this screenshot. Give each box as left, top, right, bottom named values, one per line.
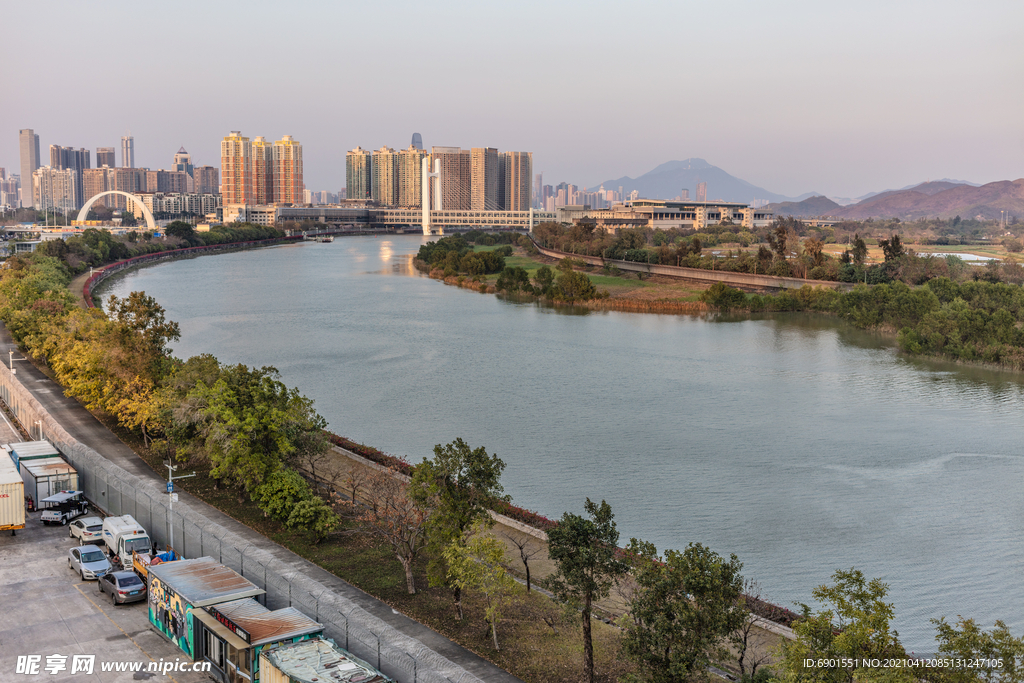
left=1, top=1, right=1021, bottom=200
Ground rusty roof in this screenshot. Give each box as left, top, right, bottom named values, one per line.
left=148, top=557, right=264, bottom=607
left=211, top=598, right=322, bottom=646
left=22, top=457, right=76, bottom=477
left=261, top=637, right=391, bottom=682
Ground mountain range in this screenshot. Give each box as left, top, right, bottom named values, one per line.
left=592, top=158, right=815, bottom=205
left=588, top=159, right=1018, bottom=221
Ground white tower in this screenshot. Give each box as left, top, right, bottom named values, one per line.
left=421, top=157, right=442, bottom=235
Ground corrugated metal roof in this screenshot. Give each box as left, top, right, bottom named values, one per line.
left=149, top=557, right=264, bottom=607
left=9, top=441, right=60, bottom=459
left=212, top=598, right=322, bottom=646
left=262, top=637, right=390, bottom=682
left=22, top=457, right=76, bottom=477
left=0, top=453, right=20, bottom=485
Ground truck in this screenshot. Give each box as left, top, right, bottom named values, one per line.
left=132, top=548, right=179, bottom=581
left=39, top=491, right=89, bottom=525
left=0, top=453, right=25, bottom=536
left=101, top=515, right=153, bottom=568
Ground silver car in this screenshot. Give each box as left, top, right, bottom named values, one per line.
left=97, top=570, right=147, bottom=605
left=69, top=517, right=104, bottom=545
left=68, top=545, right=111, bottom=580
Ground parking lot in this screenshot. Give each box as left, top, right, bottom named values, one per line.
left=0, top=507, right=212, bottom=682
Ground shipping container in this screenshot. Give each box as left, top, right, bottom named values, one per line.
left=0, top=450, right=26, bottom=534
left=6, top=440, right=60, bottom=472
left=21, top=457, right=78, bottom=509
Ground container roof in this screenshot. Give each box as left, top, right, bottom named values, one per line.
left=9, top=441, right=60, bottom=459
left=261, top=637, right=390, bottom=682
left=212, top=598, right=322, bottom=646
left=149, top=557, right=264, bottom=607
left=0, top=455, right=20, bottom=485
left=22, top=457, right=76, bottom=477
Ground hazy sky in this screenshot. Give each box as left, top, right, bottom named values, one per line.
left=2, top=0, right=1021, bottom=198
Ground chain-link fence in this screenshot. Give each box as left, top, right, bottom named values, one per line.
left=0, top=364, right=486, bottom=683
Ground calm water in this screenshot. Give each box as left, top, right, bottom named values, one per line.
left=102, top=236, right=1024, bottom=649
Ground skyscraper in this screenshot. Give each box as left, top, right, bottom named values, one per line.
left=503, top=151, right=532, bottom=211
left=696, top=181, right=707, bottom=202
left=397, top=146, right=426, bottom=207
left=33, top=167, right=77, bottom=212
left=172, top=147, right=194, bottom=191
left=49, top=145, right=90, bottom=208
left=251, top=137, right=273, bottom=204
left=431, top=147, right=471, bottom=210
left=121, top=135, right=135, bottom=168
left=193, top=166, right=219, bottom=195
left=272, top=135, right=303, bottom=205
left=371, top=146, right=398, bottom=206
left=220, top=131, right=252, bottom=204
left=411, top=133, right=423, bottom=151
left=471, top=148, right=499, bottom=211
left=19, top=129, right=40, bottom=208
left=345, top=147, right=372, bottom=201
left=96, top=147, right=116, bottom=168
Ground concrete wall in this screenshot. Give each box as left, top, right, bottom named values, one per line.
left=535, top=243, right=855, bottom=292
left=0, top=362, right=484, bottom=683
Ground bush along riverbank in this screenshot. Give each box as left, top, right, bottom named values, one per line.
left=701, top=278, right=1024, bottom=369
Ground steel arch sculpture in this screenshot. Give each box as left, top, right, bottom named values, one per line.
left=76, top=191, right=157, bottom=229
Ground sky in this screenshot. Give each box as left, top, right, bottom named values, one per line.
left=1, top=0, right=1022, bottom=199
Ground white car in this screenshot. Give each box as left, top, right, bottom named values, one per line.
left=69, top=517, right=104, bottom=545
left=68, top=545, right=111, bottom=581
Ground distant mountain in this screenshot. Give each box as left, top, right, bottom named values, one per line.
left=764, top=196, right=843, bottom=218
left=832, top=179, right=1024, bottom=221
left=828, top=179, right=980, bottom=206
left=592, top=158, right=809, bottom=204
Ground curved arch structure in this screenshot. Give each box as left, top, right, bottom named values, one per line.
left=76, top=191, right=157, bottom=229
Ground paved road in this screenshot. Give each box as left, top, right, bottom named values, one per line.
left=0, top=323, right=522, bottom=683
left=0, top=507, right=212, bottom=683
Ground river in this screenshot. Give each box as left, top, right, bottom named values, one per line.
left=100, top=236, right=1024, bottom=650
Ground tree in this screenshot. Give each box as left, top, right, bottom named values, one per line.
left=547, top=498, right=627, bottom=683
left=555, top=270, right=598, bottom=302
left=499, top=527, right=544, bottom=592
left=444, top=527, right=519, bottom=650
left=734, top=579, right=782, bottom=680
left=776, top=569, right=912, bottom=683
left=357, top=466, right=429, bottom=594
left=879, top=234, right=906, bottom=262
left=495, top=266, right=532, bottom=294
left=253, top=467, right=312, bottom=521
left=622, top=540, right=745, bottom=683
left=534, top=266, right=555, bottom=290
left=286, top=496, right=339, bottom=544
left=928, top=617, right=1024, bottom=683
left=851, top=234, right=868, bottom=266
left=409, top=438, right=507, bottom=616
left=165, top=221, right=196, bottom=242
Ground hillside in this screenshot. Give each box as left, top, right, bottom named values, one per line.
left=593, top=158, right=811, bottom=204
left=764, top=195, right=842, bottom=218
left=833, top=179, right=1024, bottom=220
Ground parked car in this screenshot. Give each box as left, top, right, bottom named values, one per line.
left=97, top=570, right=147, bottom=605
left=41, top=491, right=89, bottom=526
left=69, top=516, right=104, bottom=544
left=68, top=545, right=111, bottom=580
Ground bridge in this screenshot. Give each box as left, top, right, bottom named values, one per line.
left=76, top=190, right=156, bottom=229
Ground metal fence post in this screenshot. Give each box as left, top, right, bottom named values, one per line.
left=405, top=652, right=417, bottom=683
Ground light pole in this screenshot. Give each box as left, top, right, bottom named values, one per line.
left=165, top=460, right=195, bottom=555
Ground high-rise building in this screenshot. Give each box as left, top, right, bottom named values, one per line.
left=681, top=189, right=690, bottom=200
left=220, top=131, right=252, bottom=204
left=431, top=146, right=471, bottom=210
left=471, top=147, right=499, bottom=211
left=371, top=146, right=398, bottom=206
left=0, top=173, right=21, bottom=210
left=97, top=147, right=116, bottom=168
left=397, top=146, right=426, bottom=207
left=696, top=181, right=707, bottom=202
left=193, top=166, right=219, bottom=195
left=121, top=135, right=135, bottom=168
left=19, top=129, right=40, bottom=209
left=83, top=167, right=144, bottom=209
left=33, top=167, right=77, bottom=212
left=411, top=133, right=423, bottom=151
left=345, top=147, right=372, bottom=201
left=145, top=170, right=189, bottom=194
left=251, top=136, right=273, bottom=204
left=272, top=135, right=303, bottom=205
left=49, top=145, right=90, bottom=208
left=503, top=151, right=532, bottom=211
left=172, top=147, right=194, bottom=191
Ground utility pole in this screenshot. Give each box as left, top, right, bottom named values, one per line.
left=165, top=460, right=195, bottom=555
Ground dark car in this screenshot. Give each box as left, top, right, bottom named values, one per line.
left=98, top=570, right=147, bottom=605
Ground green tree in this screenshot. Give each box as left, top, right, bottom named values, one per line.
left=777, top=569, right=912, bottom=683
left=622, top=540, right=745, bottom=683
left=495, top=266, right=531, bottom=293
left=409, top=438, right=507, bottom=616
left=286, top=496, right=339, bottom=544
left=547, top=498, right=627, bottom=683
left=555, top=270, right=598, bottom=302
left=927, top=618, right=1024, bottom=683
left=851, top=234, right=868, bottom=266
left=165, top=221, right=196, bottom=242
left=253, top=467, right=312, bottom=521
left=879, top=234, right=906, bottom=262
left=534, top=265, right=555, bottom=290
left=443, top=526, right=519, bottom=650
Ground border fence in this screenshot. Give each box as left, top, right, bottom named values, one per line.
left=0, top=361, right=487, bottom=683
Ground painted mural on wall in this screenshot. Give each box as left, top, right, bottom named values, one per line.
left=148, top=576, right=193, bottom=658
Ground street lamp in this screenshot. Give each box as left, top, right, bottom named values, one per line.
left=164, top=459, right=195, bottom=555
